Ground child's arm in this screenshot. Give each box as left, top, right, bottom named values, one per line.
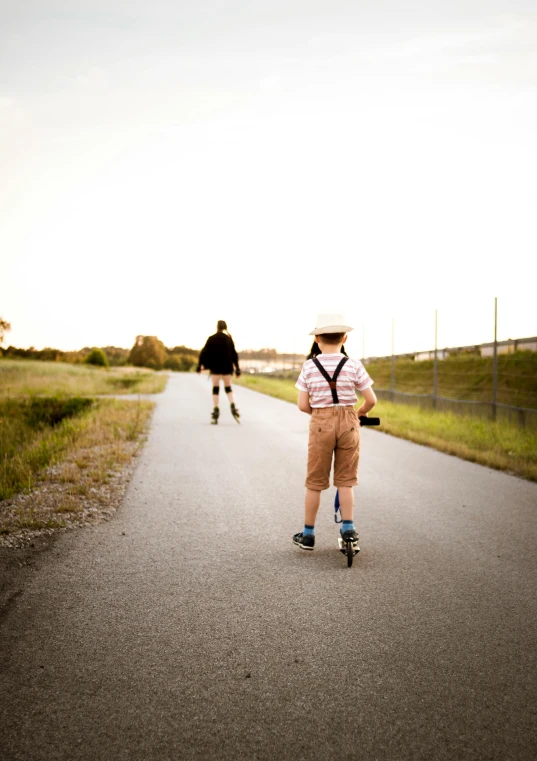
left=357, top=387, right=377, bottom=417
left=297, top=390, right=312, bottom=414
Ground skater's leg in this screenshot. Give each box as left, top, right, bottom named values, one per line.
left=210, top=375, right=221, bottom=423
left=222, top=375, right=234, bottom=404
left=223, top=375, right=240, bottom=421
left=211, top=375, right=221, bottom=407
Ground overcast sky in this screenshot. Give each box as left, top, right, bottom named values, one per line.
left=1, top=1, right=536, bottom=356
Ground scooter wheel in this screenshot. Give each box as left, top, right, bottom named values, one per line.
left=346, top=541, right=353, bottom=568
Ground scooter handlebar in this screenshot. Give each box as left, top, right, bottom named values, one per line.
left=359, top=416, right=380, bottom=426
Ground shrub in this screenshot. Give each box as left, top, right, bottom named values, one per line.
left=164, top=354, right=197, bottom=372
left=85, top=348, right=109, bottom=368
left=108, top=376, right=141, bottom=390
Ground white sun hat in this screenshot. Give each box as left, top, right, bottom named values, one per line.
left=309, top=313, right=354, bottom=336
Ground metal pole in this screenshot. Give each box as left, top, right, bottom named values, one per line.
left=391, top=318, right=395, bottom=401
left=433, top=309, right=438, bottom=409
left=492, top=297, right=498, bottom=420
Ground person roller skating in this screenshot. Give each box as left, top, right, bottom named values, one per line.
left=197, top=320, right=241, bottom=424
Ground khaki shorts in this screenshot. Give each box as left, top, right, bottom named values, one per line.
left=305, top=406, right=360, bottom=491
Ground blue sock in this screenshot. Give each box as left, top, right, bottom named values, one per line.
left=342, top=520, right=354, bottom=532
left=303, top=525, right=315, bottom=536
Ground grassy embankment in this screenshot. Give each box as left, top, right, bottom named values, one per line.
left=0, top=361, right=168, bottom=534
left=365, top=352, right=537, bottom=409
left=234, top=364, right=537, bottom=482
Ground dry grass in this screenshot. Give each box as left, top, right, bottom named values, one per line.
left=0, top=359, right=168, bottom=398
left=0, top=399, right=154, bottom=546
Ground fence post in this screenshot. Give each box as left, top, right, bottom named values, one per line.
left=391, top=318, right=395, bottom=401
left=433, top=309, right=438, bottom=409
left=492, top=297, right=498, bottom=421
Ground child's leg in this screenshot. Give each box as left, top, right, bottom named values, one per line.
left=222, top=374, right=235, bottom=404
left=210, top=375, right=221, bottom=407
left=295, top=408, right=333, bottom=548
left=305, top=488, right=322, bottom=526
left=338, top=486, right=354, bottom=522
left=333, top=409, right=359, bottom=542
left=293, top=488, right=321, bottom=548
left=333, top=409, right=359, bottom=522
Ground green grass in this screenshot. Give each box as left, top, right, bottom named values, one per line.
left=234, top=375, right=537, bottom=482
left=0, top=359, right=168, bottom=398
left=0, top=395, right=154, bottom=503
left=366, top=352, right=537, bottom=408
left=0, top=396, right=90, bottom=500
left=0, top=395, right=102, bottom=500
left=235, top=374, right=299, bottom=404
left=0, top=359, right=159, bottom=537
left=0, top=359, right=161, bottom=503
left=0, top=397, right=154, bottom=534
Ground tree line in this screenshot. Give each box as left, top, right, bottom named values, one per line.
left=0, top=330, right=199, bottom=372
left=0, top=317, right=298, bottom=371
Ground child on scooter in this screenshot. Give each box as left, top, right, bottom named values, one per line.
left=293, top=314, right=377, bottom=552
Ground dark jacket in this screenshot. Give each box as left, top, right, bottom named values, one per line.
left=198, top=332, right=240, bottom=375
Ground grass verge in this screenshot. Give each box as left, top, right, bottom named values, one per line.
left=0, top=359, right=168, bottom=397
left=0, top=398, right=154, bottom=543
left=235, top=375, right=537, bottom=482
left=0, top=396, right=96, bottom=500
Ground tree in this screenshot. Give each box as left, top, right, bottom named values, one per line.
left=84, top=348, right=109, bottom=368
left=128, top=336, right=167, bottom=370
left=169, top=345, right=199, bottom=359
left=0, top=317, right=11, bottom=345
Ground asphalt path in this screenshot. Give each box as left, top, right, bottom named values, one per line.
left=1, top=373, right=536, bottom=761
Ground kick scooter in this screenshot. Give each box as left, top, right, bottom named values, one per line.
left=334, top=416, right=380, bottom=567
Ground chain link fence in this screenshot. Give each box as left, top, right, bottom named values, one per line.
left=372, top=389, right=537, bottom=429
left=363, top=300, right=537, bottom=428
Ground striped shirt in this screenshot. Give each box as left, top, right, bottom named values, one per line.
left=296, top=353, right=373, bottom=408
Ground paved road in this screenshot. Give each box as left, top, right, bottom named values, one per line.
left=1, top=373, right=536, bottom=761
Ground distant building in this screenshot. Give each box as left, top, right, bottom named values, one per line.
left=367, top=336, right=537, bottom=363
left=480, top=337, right=537, bottom=357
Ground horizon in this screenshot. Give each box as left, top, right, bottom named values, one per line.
left=2, top=308, right=536, bottom=360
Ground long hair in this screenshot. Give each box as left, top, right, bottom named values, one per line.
left=307, top=341, right=348, bottom=359
left=217, top=320, right=233, bottom=342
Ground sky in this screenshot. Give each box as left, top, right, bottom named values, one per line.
left=1, top=0, right=536, bottom=358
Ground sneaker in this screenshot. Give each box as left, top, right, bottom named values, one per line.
left=292, top=532, right=315, bottom=551
left=339, top=529, right=360, bottom=555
